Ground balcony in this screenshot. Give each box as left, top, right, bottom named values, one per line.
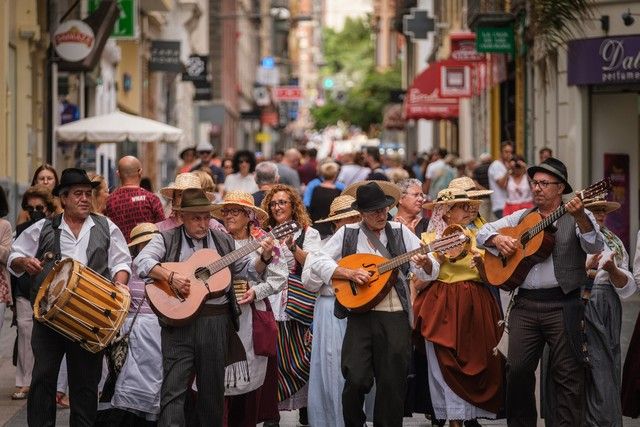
left=467, top=0, right=514, bottom=30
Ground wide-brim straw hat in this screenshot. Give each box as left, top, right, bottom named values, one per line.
left=315, top=195, right=360, bottom=223
left=128, top=223, right=160, bottom=247
left=585, top=197, right=621, bottom=214
left=211, top=191, right=268, bottom=223
left=342, top=180, right=402, bottom=207
left=448, top=176, right=493, bottom=198
left=423, top=188, right=483, bottom=209
left=160, top=172, right=214, bottom=200
left=174, top=188, right=215, bottom=213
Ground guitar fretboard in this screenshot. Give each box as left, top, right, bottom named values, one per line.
left=378, top=234, right=467, bottom=274
left=522, top=205, right=567, bottom=244
left=207, top=237, right=265, bottom=274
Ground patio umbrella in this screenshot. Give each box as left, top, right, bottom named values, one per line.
left=56, top=110, right=183, bottom=143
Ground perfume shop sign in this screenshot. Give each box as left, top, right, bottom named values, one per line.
left=568, top=35, right=640, bottom=85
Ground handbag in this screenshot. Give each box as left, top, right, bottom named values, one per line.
left=284, top=229, right=317, bottom=326
left=251, top=299, right=277, bottom=357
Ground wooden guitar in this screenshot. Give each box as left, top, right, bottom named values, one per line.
left=333, top=226, right=470, bottom=312
left=146, top=221, right=299, bottom=326
left=483, top=179, right=611, bottom=291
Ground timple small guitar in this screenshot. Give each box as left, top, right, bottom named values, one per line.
left=483, top=178, right=611, bottom=291
left=146, top=221, right=299, bottom=326
left=333, top=226, right=470, bottom=312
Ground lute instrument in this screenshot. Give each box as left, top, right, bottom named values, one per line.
left=482, top=178, right=611, bottom=291
left=333, top=225, right=469, bottom=312
left=146, top=221, right=299, bottom=326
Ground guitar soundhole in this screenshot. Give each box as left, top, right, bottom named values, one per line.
left=194, top=267, right=211, bottom=281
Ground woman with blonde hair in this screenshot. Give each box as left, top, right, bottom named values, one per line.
left=89, top=174, right=109, bottom=214
left=261, top=184, right=321, bottom=426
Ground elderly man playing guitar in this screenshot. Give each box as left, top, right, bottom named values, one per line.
left=476, top=157, right=605, bottom=427
left=305, top=181, right=443, bottom=427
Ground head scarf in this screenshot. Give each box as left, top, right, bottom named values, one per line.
left=425, top=204, right=454, bottom=239
left=247, top=207, right=281, bottom=263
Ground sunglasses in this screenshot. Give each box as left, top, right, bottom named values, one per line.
left=26, top=205, right=46, bottom=213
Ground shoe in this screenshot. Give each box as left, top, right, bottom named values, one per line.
left=464, top=420, right=482, bottom=427
left=299, top=407, right=309, bottom=426
left=56, top=392, right=70, bottom=409
left=263, top=422, right=279, bottom=427
left=10, top=389, right=28, bottom=400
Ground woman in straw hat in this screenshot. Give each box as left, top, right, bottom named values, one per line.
left=99, top=223, right=163, bottom=423
left=303, top=195, right=372, bottom=426
left=156, top=172, right=226, bottom=233
left=574, top=197, right=634, bottom=426
left=414, top=188, right=504, bottom=426
left=210, top=191, right=288, bottom=426
left=261, top=184, right=322, bottom=426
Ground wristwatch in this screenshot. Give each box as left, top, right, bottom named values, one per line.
left=260, top=253, right=272, bottom=265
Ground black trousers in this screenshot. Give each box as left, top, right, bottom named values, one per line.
left=27, top=321, right=104, bottom=427
left=341, top=311, right=411, bottom=427
left=506, top=295, right=585, bottom=427
left=158, top=312, right=230, bottom=427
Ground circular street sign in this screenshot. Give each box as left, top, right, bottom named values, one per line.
left=53, top=20, right=95, bottom=62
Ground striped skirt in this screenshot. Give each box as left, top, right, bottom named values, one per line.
left=276, top=320, right=312, bottom=403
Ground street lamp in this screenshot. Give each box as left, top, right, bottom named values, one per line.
left=622, top=9, right=640, bottom=26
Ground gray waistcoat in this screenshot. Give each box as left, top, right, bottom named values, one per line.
left=33, top=214, right=111, bottom=302
left=336, top=223, right=412, bottom=324
left=520, top=209, right=588, bottom=294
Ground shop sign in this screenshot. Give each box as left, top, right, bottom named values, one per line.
left=568, top=35, right=640, bottom=85
left=149, top=41, right=182, bottom=72
left=476, top=26, right=515, bottom=54
left=88, top=0, right=137, bottom=39
left=440, top=61, right=472, bottom=98
left=404, top=62, right=459, bottom=120
left=182, top=55, right=208, bottom=83
left=450, top=32, right=484, bottom=62
left=273, top=86, right=302, bottom=101
left=53, top=20, right=95, bottom=62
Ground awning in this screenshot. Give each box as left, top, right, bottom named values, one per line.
left=404, top=63, right=459, bottom=120
left=56, top=110, right=183, bottom=143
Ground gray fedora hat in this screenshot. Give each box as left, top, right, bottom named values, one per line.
left=527, top=157, right=573, bottom=194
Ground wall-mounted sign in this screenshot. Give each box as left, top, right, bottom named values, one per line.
left=54, top=20, right=95, bottom=62
left=568, top=35, right=640, bottom=86
left=88, top=0, right=137, bottom=39
left=273, top=86, right=302, bottom=101
left=440, top=62, right=472, bottom=97
left=476, top=26, right=515, bottom=54
left=450, top=32, right=484, bottom=62
left=182, top=55, right=208, bottom=82
left=149, top=41, right=181, bottom=72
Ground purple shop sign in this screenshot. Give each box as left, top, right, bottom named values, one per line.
left=568, top=35, right=640, bottom=86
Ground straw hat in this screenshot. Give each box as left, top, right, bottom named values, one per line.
left=211, top=191, right=268, bottom=223
left=448, top=176, right=493, bottom=198
left=423, top=188, right=483, bottom=209
left=585, top=196, right=620, bottom=214
left=174, top=188, right=215, bottom=213
left=128, top=223, right=160, bottom=247
left=160, top=173, right=206, bottom=199
left=315, top=195, right=360, bottom=224
left=342, top=180, right=402, bottom=207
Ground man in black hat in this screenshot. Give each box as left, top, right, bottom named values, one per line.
left=477, top=157, right=604, bottom=427
left=8, top=167, right=132, bottom=426
left=134, top=187, right=274, bottom=427
left=305, top=181, right=436, bottom=426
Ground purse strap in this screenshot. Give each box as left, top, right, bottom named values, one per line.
left=121, top=294, right=145, bottom=340
left=360, top=222, right=393, bottom=259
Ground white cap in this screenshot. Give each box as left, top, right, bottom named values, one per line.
left=196, top=141, right=214, bottom=152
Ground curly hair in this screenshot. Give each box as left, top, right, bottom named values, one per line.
left=21, top=184, right=56, bottom=213
left=261, top=184, right=311, bottom=229
left=232, top=150, right=256, bottom=174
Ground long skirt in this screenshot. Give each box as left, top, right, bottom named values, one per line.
left=414, top=280, right=504, bottom=418
left=622, top=306, right=640, bottom=418
left=276, top=319, right=311, bottom=410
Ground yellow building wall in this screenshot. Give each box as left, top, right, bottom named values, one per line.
left=116, top=40, right=142, bottom=115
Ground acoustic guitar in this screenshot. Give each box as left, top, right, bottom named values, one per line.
left=146, top=221, right=299, bottom=326
left=333, top=226, right=470, bottom=312
left=483, top=178, right=611, bottom=291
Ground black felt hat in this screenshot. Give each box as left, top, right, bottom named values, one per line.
left=53, top=168, right=99, bottom=196
left=527, top=157, right=573, bottom=194
left=351, top=182, right=396, bottom=212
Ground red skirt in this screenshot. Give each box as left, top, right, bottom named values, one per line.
left=503, top=201, right=533, bottom=216
left=413, top=280, right=504, bottom=413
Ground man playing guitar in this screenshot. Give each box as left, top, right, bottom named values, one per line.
left=477, top=158, right=604, bottom=427
left=305, top=181, right=435, bottom=426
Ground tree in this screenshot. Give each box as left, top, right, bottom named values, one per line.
left=311, top=17, right=401, bottom=132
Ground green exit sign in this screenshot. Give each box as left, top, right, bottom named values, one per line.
left=476, top=26, right=514, bottom=54
left=87, top=0, right=137, bottom=39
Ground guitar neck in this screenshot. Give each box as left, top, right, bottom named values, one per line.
left=206, top=235, right=265, bottom=274
left=378, top=243, right=433, bottom=274
left=527, top=205, right=567, bottom=238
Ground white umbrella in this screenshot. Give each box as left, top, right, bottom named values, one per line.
left=56, top=110, right=183, bottom=143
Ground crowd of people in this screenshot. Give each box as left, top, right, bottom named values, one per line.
left=0, top=141, right=639, bottom=427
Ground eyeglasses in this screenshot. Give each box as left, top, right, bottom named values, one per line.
left=26, top=205, right=45, bottom=213
left=404, top=192, right=426, bottom=200
left=453, top=203, right=475, bottom=212
left=269, top=200, right=290, bottom=209
left=198, top=151, right=212, bottom=155
left=220, top=207, right=246, bottom=216
left=239, top=159, right=250, bottom=164
left=69, top=190, right=92, bottom=199
left=529, top=179, right=561, bottom=189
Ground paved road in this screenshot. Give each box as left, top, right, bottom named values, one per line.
left=1, top=294, right=640, bottom=426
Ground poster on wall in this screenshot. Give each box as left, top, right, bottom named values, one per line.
left=603, top=153, right=630, bottom=249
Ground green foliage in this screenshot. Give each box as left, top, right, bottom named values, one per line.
left=529, top=0, right=593, bottom=54
left=311, top=17, right=402, bottom=132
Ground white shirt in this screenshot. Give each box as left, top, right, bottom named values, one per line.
left=634, top=230, right=640, bottom=287
left=8, top=216, right=132, bottom=280
left=488, top=160, right=509, bottom=211
left=506, top=175, right=533, bottom=205
left=425, top=159, right=446, bottom=181
left=223, top=173, right=259, bottom=194
left=589, top=241, right=636, bottom=299
left=476, top=208, right=603, bottom=289
left=303, top=221, right=434, bottom=311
